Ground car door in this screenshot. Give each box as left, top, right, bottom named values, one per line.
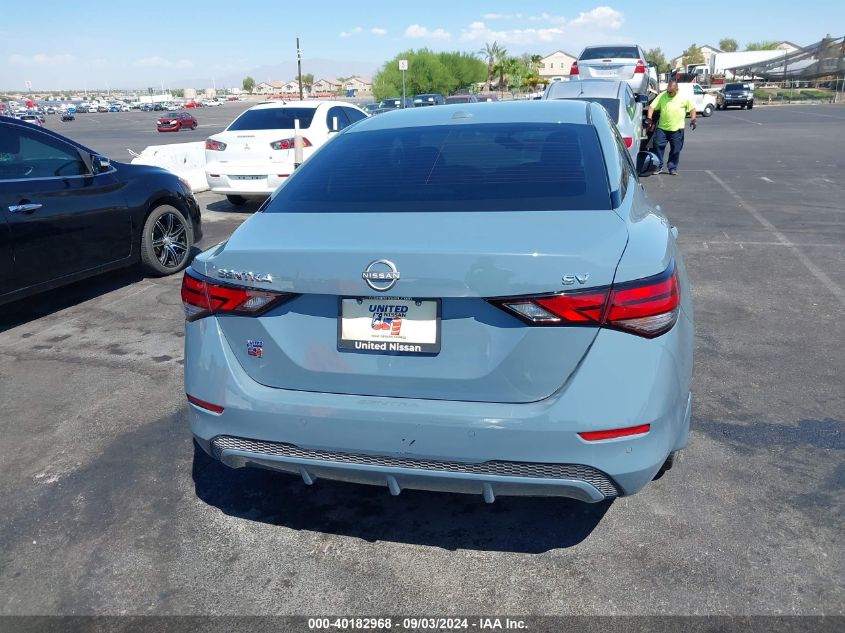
left=0, top=207, right=12, bottom=296
left=692, top=84, right=705, bottom=112
left=0, top=123, right=132, bottom=290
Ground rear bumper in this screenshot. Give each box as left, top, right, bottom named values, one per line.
left=205, top=160, right=290, bottom=195
left=185, top=310, right=694, bottom=502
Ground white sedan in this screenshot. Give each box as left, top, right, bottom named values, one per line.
left=204, top=100, right=368, bottom=205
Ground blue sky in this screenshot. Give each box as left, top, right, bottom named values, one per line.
left=2, top=0, right=842, bottom=90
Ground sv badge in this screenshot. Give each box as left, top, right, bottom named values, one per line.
left=562, top=274, right=590, bottom=286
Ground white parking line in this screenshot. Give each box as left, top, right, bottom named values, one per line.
left=718, top=113, right=763, bottom=125
left=790, top=109, right=845, bottom=120
left=760, top=176, right=774, bottom=183
left=706, top=170, right=845, bottom=306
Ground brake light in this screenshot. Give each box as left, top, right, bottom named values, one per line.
left=579, top=424, right=650, bottom=441
left=490, top=263, right=680, bottom=338
left=569, top=61, right=579, bottom=76
left=205, top=139, right=227, bottom=151
left=623, top=136, right=633, bottom=148
left=270, top=137, right=313, bottom=150
left=180, top=270, right=292, bottom=321
left=634, top=59, right=646, bottom=74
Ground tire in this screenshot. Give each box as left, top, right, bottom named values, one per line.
left=703, top=104, right=714, bottom=117
left=747, top=102, right=753, bottom=110
left=741, top=104, right=747, bottom=109
left=191, top=123, right=197, bottom=130
left=226, top=195, right=247, bottom=206
left=140, top=204, right=194, bottom=276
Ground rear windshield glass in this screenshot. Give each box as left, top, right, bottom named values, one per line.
left=549, top=97, right=620, bottom=120
left=227, top=107, right=315, bottom=131
left=581, top=46, right=639, bottom=60
left=264, top=123, right=611, bottom=213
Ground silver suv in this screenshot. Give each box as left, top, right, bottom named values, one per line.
left=571, top=44, right=657, bottom=97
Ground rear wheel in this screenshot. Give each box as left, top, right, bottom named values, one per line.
left=191, top=122, right=197, bottom=130
left=226, top=195, right=247, bottom=206
left=140, top=204, right=194, bottom=276
left=703, top=104, right=714, bottom=117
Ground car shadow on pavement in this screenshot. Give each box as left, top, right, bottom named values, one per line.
left=191, top=441, right=613, bottom=553
left=205, top=199, right=265, bottom=214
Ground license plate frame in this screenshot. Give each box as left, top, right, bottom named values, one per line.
left=338, top=297, right=441, bottom=355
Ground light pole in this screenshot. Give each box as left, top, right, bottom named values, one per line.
left=297, top=37, right=304, bottom=100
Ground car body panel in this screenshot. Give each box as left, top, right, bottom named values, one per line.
left=573, top=44, right=657, bottom=96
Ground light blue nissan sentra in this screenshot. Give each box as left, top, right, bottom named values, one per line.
left=182, top=100, right=694, bottom=503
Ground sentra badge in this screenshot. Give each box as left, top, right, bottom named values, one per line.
left=217, top=269, right=273, bottom=283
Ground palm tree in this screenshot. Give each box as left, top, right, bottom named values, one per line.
left=478, top=41, right=502, bottom=91
left=529, top=54, right=543, bottom=74
left=493, top=49, right=511, bottom=96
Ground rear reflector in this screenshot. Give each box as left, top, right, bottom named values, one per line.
left=186, top=394, right=224, bottom=414
left=579, top=424, right=650, bottom=441
left=490, top=262, right=680, bottom=338
left=181, top=269, right=293, bottom=321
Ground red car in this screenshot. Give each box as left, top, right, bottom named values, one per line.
left=184, top=101, right=201, bottom=108
left=157, top=112, right=197, bottom=132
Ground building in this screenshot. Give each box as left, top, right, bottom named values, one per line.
left=538, top=50, right=577, bottom=82
left=312, top=78, right=341, bottom=96
left=342, top=76, right=372, bottom=95
left=672, top=44, right=722, bottom=70
left=254, top=80, right=301, bottom=97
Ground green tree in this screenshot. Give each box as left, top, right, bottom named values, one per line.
left=478, top=41, right=503, bottom=91
left=372, top=49, right=485, bottom=100
left=719, top=38, right=738, bottom=52
left=301, top=73, right=314, bottom=93
left=746, top=41, right=780, bottom=51
left=645, top=47, right=669, bottom=73
left=681, top=43, right=705, bottom=68
left=242, top=76, right=255, bottom=92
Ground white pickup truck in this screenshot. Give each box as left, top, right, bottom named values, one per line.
left=677, top=82, right=717, bottom=117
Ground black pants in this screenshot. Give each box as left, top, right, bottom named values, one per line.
left=654, top=128, right=684, bottom=170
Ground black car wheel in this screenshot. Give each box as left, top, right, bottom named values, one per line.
left=226, top=195, right=247, bottom=206
left=140, top=205, right=194, bottom=276
left=747, top=102, right=753, bottom=110
left=191, top=122, right=197, bottom=130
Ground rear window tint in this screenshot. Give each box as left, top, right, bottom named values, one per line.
left=580, top=46, right=639, bottom=60
left=264, top=123, right=611, bottom=213
left=548, top=96, right=620, bottom=120
left=227, top=107, right=316, bottom=131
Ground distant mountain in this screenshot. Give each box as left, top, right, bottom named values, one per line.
left=177, top=58, right=380, bottom=89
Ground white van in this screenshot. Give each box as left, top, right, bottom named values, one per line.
left=676, top=83, right=716, bottom=117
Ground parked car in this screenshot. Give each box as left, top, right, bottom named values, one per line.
left=184, top=101, right=201, bottom=108
left=716, top=82, right=754, bottom=110
left=184, top=100, right=693, bottom=504
left=76, top=105, right=90, bottom=113
left=369, top=97, right=415, bottom=115
left=676, top=83, right=717, bottom=117
left=17, top=114, right=43, bottom=126
left=475, top=93, right=500, bottom=102
left=413, top=93, right=446, bottom=106
left=61, top=111, right=75, bottom=122
left=543, top=79, right=646, bottom=161
left=362, top=103, right=381, bottom=114
left=445, top=94, right=478, bottom=104
left=0, top=115, right=202, bottom=306
left=97, top=104, right=109, bottom=112
left=157, top=111, right=198, bottom=132
left=140, top=104, right=154, bottom=112
left=120, top=104, right=131, bottom=112
left=46, top=106, right=57, bottom=114
left=202, top=99, right=221, bottom=107
left=571, top=44, right=657, bottom=97
left=204, top=100, right=368, bottom=205
left=109, top=104, right=121, bottom=112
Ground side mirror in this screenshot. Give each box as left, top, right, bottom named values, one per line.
left=636, top=151, right=659, bottom=176
left=636, top=93, right=649, bottom=104
left=91, top=154, right=111, bottom=174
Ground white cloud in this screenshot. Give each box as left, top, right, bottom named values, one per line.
left=9, top=53, right=76, bottom=66
left=570, top=6, right=623, bottom=30
left=405, top=24, right=452, bottom=40
left=132, top=56, right=193, bottom=69
left=352, top=26, right=363, bottom=33
left=371, top=27, right=387, bottom=35
left=339, top=31, right=351, bottom=37
left=482, top=13, right=522, bottom=20
left=459, top=6, right=624, bottom=48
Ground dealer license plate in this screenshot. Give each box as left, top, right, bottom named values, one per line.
left=339, top=298, right=440, bottom=354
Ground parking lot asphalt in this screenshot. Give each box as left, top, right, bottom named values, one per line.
left=0, top=105, right=843, bottom=616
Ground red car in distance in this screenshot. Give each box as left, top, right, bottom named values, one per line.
left=184, top=101, right=201, bottom=108
left=157, top=111, right=197, bottom=132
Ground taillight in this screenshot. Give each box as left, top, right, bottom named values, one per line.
left=569, top=61, right=579, bottom=75
left=270, top=137, right=313, bottom=150
left=579, top=424, right=650, bottom=442
left=623, top=136, right=633, bottom=148
left=490, top=263, right=680, bottom=338
left=205, top=138, right=227, bottom=151
left=634, top=59, right=646, bottom=74
left=180, top=270, right=292, bottom=321
left=186, top=394, right=224, bottom=414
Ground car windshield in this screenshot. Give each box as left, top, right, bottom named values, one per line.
left=726, top=84, right=749, bottom=91
left=264, top=122, right=611, bottom=213
left=165, top=112, right=179, bottom=117
left=581, top=46, right=639, bottom=60
left=379, top=99, right=403, bottom=109
left=227, top=107, right=316, bottom=131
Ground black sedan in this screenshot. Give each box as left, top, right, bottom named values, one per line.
left=0, top=115, right=202, bottom=307
left=61, top=111, right=75, bottom=121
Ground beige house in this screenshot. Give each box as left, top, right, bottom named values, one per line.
left=672, top=44, right=722, bottom=70
left=312, top=78, right=341, bottom=95
left=539, top=50, right=577, bottom=82
left=254, top=80, right=300, bottom=96
left=342, top=76, right=372, bottom=94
